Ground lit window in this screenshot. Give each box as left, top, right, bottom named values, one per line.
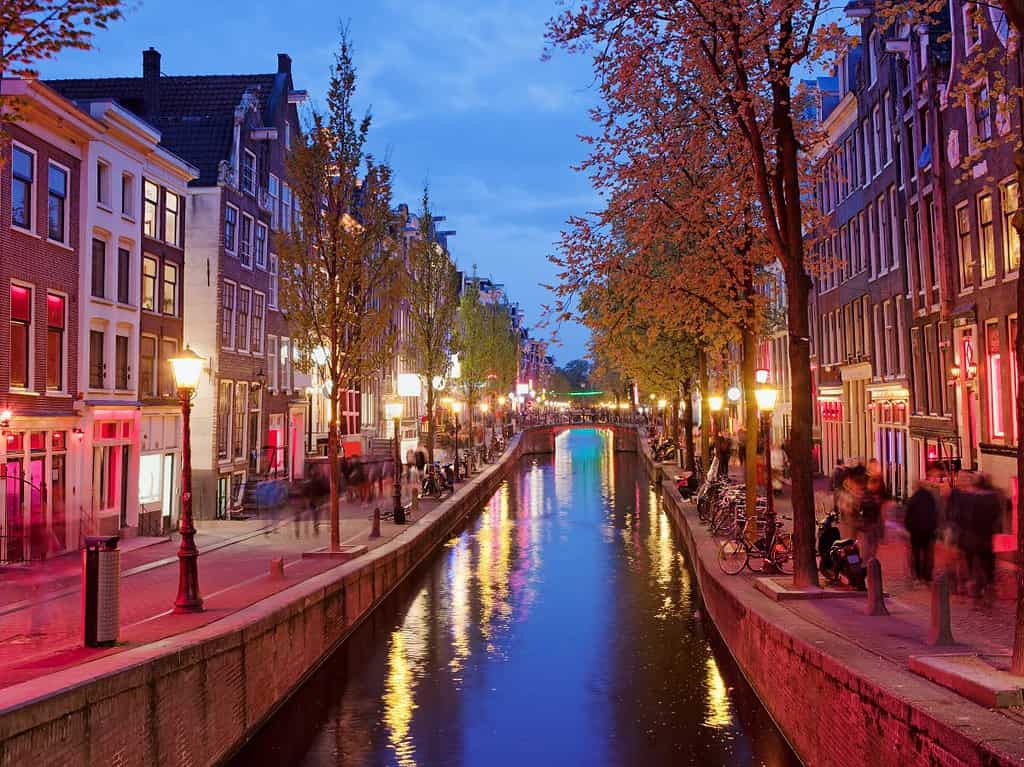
left=1003, top=181, right=1020, bottom=272
left=979, top=193, right=996, bottom=280
left=956, top=203, right=973, bottom=290
left=164, top=191, right=180, bottom=247
left=987, top=321, right=1004, bottom=438
left=142, top=256, right=158, bottom=311
left=162, top=263, right=178, bottom=315
left=143, top=180, right=160, bottom=237
left=46, top=293, right=65, bottom=390
left=10, top=284, right=32, bottom=388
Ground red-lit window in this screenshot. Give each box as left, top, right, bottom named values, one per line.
left=46, top=293, right=65, bottom=390
left=52, top=431, right=66, bottom=451
left=10, top=284, right=31, bottom=388
left=1011, top=317, right=1019, bottom=441
left=987, top=321, right=1004, bottom=438
left=29, top=431, right=45, bottom=451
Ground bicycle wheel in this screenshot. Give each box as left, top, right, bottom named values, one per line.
left=718, top=539, right=748, bottom=575
left=772, top=533, right=794, bottom=575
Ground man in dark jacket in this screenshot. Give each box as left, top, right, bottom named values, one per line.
left=904, top=477, right=939, bottom=582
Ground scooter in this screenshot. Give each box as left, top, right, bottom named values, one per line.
left=422, top=462, right=453, bottom=499
left=817, top=511, right=866, bottom=589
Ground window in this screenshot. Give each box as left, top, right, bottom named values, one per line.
left=233, top=382, right=247, bottom=459
left=241, top=150, right=257, bottom=195
left=889, top=187, right=900, bottom=270
left=140, top=335, right=156, bottom=397
left=964, top=3, right=982, bottom=51
left=987, top=321, right=1004, bottom=438
left=117, top=247, right=131, bottom=304
left=267, top=336, right=278, bottom=391
left=236, top=287, right=251, bottom=351
left=956, top=203, right=973, bottom=290
left=89, top=329, right=105, bottom=389
left=46, top=293, right=65, bottom=390
left=222, top=281, right=236, bottom=348
left=883, top=92, right=893, bottom=165
left=115, top=334, right=129, bottom=390
left=91, top=238, right=106, bottom=298
left=47, top=163, right=67, bottom=242
left=217, top=381, right=232, bottom=459
left=164, top=191, right=180, bottom=247
left=142, top=256, right=158, bottom=311
left=121, top=173, right=134, bottom=217
left=867, top=29, right=878, bottom=85
left=1012, top=317, right=1019, bottom=440
left=279, top=337, right=289, bottom=393
left=268, top=174, right=280, bottom=229
left=969, top=84, right=992, bottom=148
left=979, top=193, right=996, bottom=280
left=239, top=213, right=253, bottom=267
left=255, top=222, right=268, bottom=269
left=872, top=107, right=882, bottom=178
left=1004, top=181, right=1020, bottom=272
left=269, top=254, right=278, bottom=308
left=10, top=284, right=32, bottom=388
left=162, top=263, right=178, bottom=315
left=97, top=160, right=111, bottom=206
left=12, top=145, right=33, bottom=230
left=143, top=180, right=160, bottom=237
left=224, top=204, right=238, bottom=252
left=252, top=292, right=265, bottom=354
left=281, top=184, right=292, bottom=232
left=159, top=338, right=177, bottom=398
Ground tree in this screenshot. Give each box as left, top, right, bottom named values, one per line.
left=549, top=0, right=846, bottom=588
left=405, top=187, right=458, bottom=462
left=562, top=358, right=591, bottom=390
left=277, top=31, right=404, bottom=551
left=1, top=1, right=125, bottom=136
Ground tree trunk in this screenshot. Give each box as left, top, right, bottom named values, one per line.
left=742, top=327, right=760, bottom=539
left=776, top=80, right=819, bottom=588
left=682, top=378, right=695, bottom=472
left=426, top=386, right=436, bottom=463
left=699, top=348, right=711, bottom=471
left=327, top=384, right=341, bottom=551
left=671, top=393, right=681, bottom=465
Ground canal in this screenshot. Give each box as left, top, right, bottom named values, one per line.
left=230, top=428, right=800, bottom=766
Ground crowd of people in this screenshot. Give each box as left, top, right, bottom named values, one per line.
left=832, top=458, right=1007, bottom=602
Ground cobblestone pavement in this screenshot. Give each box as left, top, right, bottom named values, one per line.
left=0, top=478, right=444, bottom=691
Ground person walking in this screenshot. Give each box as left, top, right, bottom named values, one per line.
left=969, top=474, right=1003, bottom=602
left=904, top=474, right=939, bottom=582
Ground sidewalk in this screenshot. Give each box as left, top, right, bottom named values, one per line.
left=0, top=481, right=441, bottom=693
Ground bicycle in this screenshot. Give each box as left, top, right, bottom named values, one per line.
left=718, top=515, right=793, bottom=575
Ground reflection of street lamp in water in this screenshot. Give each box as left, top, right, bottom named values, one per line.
left=169, top=346, right=205, bottom=613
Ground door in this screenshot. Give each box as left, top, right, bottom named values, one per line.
left=3, top=460, right=25, bottom=563
left=120, top=445, right=130, bottom=528
left=161, top=453, right=175, bottom=528
left=29, top=458, right=46, bottom=559
left=51, top=455, right=67, bottom=553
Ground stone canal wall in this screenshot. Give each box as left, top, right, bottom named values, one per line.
left=0, top=434, right=536, bottom=767
left=640, top=443, right=1024, bottom=767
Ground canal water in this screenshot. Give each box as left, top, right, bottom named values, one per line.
left=230, top=429, right=800, bottom=766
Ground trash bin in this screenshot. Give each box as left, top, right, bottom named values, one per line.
left=83, top=535, right=120, bottom=647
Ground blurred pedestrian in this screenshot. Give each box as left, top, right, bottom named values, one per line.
left=969, top=474, right=1003, bottom=602
left=904, top=470, right=939, bottom=582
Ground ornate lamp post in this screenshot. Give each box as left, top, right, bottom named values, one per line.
left=708, top=395, right=724, bottom=436
left=385, top=398, right=405, bottom=524
left=755, top=384, right=780, bottom=522
left=452, top=401, right=463, bottom=479
left=169, top=347, right=205, bottom=614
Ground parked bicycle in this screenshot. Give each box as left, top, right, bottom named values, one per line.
left=718, top=514, right=793, bottom=575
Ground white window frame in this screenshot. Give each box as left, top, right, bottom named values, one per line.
left=96, top=158, right=112, bottom=208
left=121, top=172, right=135, bottom=218
left=222, top=280, right=237, bottom=351
left=162, top=261, right=179, bottom=316
left=267, top=335, right=278, bottom=392
left=268, top=174, right=280, bottom=230
left=963, top=4, right=982, bottom=54
left=46, top=159, right=71, bottom=245
left=143, top=179, right=160, bottom=239
left=236, top=285, right=251, bottom=352
left=252, top=291, right=265, bottom=355
left=224, top=203, right=239, bottom=254
left=239, top=212, right=254, bottom=268
left=268, top=253, right=278, bottom=309
left=10, top=142, right=36, bottom=235
left=140, top=332, right=159, bottom=397
left=241, top=149, right=257, bottom=195
left=10, top=279, right=36, bottom=390
left=1002, top=177, right=1020, bottom=274
left=164, top=190, right=180, bottom=247
left=255, top=221, right=268, bottom=269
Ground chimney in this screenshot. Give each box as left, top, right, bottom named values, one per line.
left=277, top=53, right=292, bottom=76
left=143, top=47, right=161, bottom=119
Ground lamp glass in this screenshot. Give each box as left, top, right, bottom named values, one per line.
left=397, top=373, right=422, bottom=397
left=755, top=368, right=770, bottom=384
left=727, top=386, right=741, bottom=402
left=754, top=387, right=778, bottom=411
left=452, top=401, right=463, bottom=414
left=479, top=402, right=489, bottom=413
left=498, top=396, right=507, bottom=406
left=708, top=395, right=724, bottom=413
left=169, top=347, right=204, bottom=391
left=657, top=398, right=667, bottom=409
left=384, top=400, right=404, bottom=420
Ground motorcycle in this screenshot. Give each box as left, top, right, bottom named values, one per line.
left=422, top=462, right=454, bottom=499
left=817, top=511, right=866, bottom=589
left=651, top=438, right=677, bottom=462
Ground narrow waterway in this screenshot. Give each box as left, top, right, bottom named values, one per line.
left=230, top=429, right=800, bottom=766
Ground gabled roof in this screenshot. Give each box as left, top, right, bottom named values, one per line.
left=46, top=73, right=281, bottom=186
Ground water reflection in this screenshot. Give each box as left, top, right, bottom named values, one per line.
left=232, top=429, right=799, bottom=767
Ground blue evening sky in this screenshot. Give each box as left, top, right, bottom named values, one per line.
left=41, top=0, right=599, bottom=363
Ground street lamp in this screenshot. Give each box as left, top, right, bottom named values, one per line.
left=708, top=394, right=724, bottom=436
left=452, top=400, right=463, bottom=479
left=755, top=384, right=779, bottom=523
left=385, top=398, right=405, bottom=524
left=168, top=346, right=204, bottom=614
left=726, top=386, right=741, bottom=403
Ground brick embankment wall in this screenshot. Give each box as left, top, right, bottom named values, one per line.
left=641, top=445, right=1024, bottom=767
left=0, top=435, right=530, bottom=767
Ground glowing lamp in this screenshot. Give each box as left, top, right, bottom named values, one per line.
left=479, top=402, right=490, bottom=413
left=657, top=398, right=667, bottom=409
left=708, top=395, right=724, bottom=413
left=516, top=383, right=529, bottom=395
left=169, top=347, right=204, bottom=392
left=384, top=399, right=404, bottom=420
left=949, top=364, right=961, bottom=380
left=967, top=363, right=978, bottom=380
left=755, top=368, right=770, bottom=384
left=452, top=401, right=463, bottom=414
left=754, top=386, right=778, bottom=412
left=397, top=373, right=421, bottom=397
left=432, top=375, right=445, bottom=390
left=727, top=386, right=741, bottom=402
left=0, top=409, right=11, bottom=429
left=619, top=402, right=629, bottom=410
left=498, top=396, right=507, bottom=406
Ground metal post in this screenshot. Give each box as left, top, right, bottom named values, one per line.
left=393, top=416, right=405, bottom=524
left=174, top=390, right=203, bottom=613
left=454, top=418, right=460, bottom=481
left=763, top=411, right=775, bottom=522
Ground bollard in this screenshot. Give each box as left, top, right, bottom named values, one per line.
left=269, top=557, right=285, bottom=578
left=411, top=488, right=420, bottom=514
left=928, top=572, right=955, bottom=646
left=370, top=507, right=381, bottom=539
left=864, top=558, right=889, bottom=616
